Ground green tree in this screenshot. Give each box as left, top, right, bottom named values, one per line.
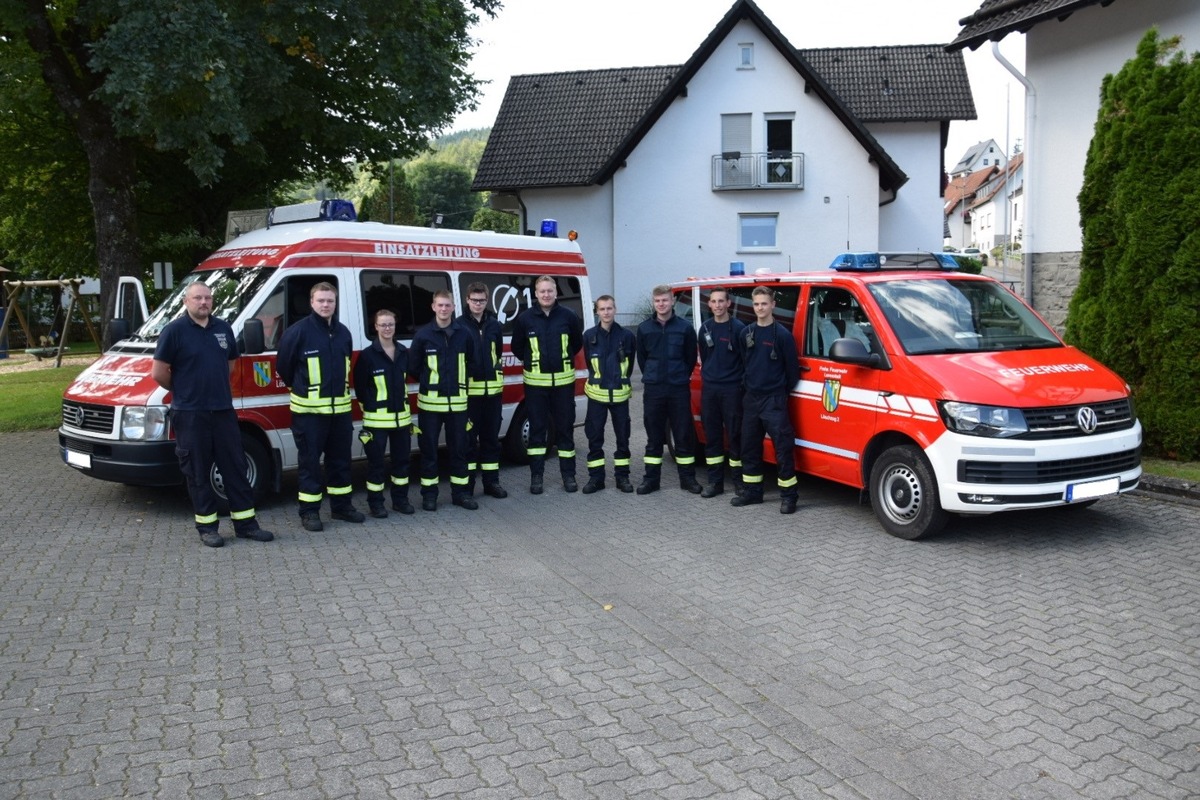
left=408, top=161, right=480, bottom=230
left=1, top=0, right=498, bottom=342
left=1068, top=29, right=1200, bottom=459
left=359, top=163, right=422, bottom=226
left=471, top=206, right=519, bottom=234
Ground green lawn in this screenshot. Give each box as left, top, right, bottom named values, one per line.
left=0, top=362, right=91, bottom=431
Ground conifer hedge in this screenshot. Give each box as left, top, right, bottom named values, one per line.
left=1067, top=30, right=1200, bottom=460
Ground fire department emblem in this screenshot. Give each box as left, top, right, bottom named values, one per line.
left=822, top=378, right=842, bottom=413
left=253, top=361, right=272, bottom=388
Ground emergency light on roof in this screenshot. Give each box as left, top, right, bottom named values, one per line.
left=829, top=251, right=960, bottom=272
left=267, top=199, right=357, bottom=227
left=540, top=219, right=558, bottom=238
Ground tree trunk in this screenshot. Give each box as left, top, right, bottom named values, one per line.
left=22, top=5, right=142, bottom=347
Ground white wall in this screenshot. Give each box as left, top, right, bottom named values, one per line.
left=1026, top=0, right=1200, bottom=254
left=873, top=122, right=947, bottom=251
left=522, top=185, right=615, bottom=295
left=604, top=19, right=880, bottom=310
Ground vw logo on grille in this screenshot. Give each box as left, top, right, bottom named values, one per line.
left=63, top=404, right=84, bottom=427
left=1076, top=406, right=1099, bottom=434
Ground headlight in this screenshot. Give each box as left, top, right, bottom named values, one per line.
left=121, top=406, right=169, bottom=441
left=939, top=401, right=1028, bottom=438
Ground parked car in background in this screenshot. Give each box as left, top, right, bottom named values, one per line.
left=962, top=247, right=988, bottom=266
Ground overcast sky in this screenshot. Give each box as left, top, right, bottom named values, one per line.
left=451, top=0, right=1028, bottom=164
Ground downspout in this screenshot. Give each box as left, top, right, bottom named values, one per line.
left=991, top=41, right=1035, bottom=302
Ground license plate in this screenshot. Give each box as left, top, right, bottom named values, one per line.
left=1065, top=476, right=1119, bottom=502
left=65, top=449, right=91, bottom=469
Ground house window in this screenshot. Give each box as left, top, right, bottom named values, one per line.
left=765, top=115, right=794, bottom=184
left=739, top=214, right=778, bottom=251
left=739, top=43, right=754, bottom=69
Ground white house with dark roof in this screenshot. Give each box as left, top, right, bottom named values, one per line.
left=950, top=139, right=1007, bottom=177
left=950, top=0, right=1200, bottom=330
left=473, top=0, right=975, bottom=307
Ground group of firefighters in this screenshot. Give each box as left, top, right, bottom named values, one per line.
left=152, top=277, right=800, bottom=549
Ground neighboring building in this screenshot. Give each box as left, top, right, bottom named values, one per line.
left=944, top=152, right=1024, bottom=259
left=943, top=164, right=997, bottom=251
left=949, top=139, right=1007, bottom=177
left=474, top=0, right=975, bottom=307
left=950, top=0, right=1200, bottom=330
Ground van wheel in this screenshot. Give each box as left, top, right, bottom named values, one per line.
left=869, top=444, right=947, bottom=540
left=504, top=404, right=532, bottom=465
left=211, top=435, right=271, bottom=515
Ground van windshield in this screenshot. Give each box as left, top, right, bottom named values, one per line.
left=868, top=278, right=1061, bottom=355
left=136, top=268, right=278, bottom=341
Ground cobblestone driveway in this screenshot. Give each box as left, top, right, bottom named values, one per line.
left=1, top=421, right=1197, bottom=799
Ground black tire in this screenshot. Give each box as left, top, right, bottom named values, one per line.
left=211, top=434, right=271, bottom=515
left=868, top=444, right=948, bottom=540
left=503, top=404, right=532, bottom=465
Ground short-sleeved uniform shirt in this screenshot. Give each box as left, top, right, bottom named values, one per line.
left=153, top=314, right=238, bottom=411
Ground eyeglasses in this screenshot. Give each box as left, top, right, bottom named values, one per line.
left=468, top=297, right=488, bottom=304
left=377, top=323, right=395, bottom=329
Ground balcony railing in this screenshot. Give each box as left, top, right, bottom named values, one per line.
left=712, top=151, right=805, bottom=191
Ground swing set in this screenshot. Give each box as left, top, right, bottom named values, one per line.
left=0, top=279, right=102, bottom=368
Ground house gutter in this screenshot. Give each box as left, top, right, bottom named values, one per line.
left=991, top=41, right=1035, bottom=303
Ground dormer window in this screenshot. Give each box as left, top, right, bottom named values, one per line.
left=739, top=43, right=754, bottom=69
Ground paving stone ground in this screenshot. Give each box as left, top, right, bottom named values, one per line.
left=2, top=404, right=1198, bottom=799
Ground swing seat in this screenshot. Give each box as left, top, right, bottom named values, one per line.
left=25, top=346, right=69, bottom=360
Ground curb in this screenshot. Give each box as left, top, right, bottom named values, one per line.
left=1135, top=473, right=1200, bottom=505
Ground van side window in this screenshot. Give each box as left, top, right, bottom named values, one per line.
left=458, top=273, right=584, bottom=334
left=362, top=270, right=451, bottom=338
left=807, top=287, right=876, bottom=358
left=254, top=274, right=339, bottom=350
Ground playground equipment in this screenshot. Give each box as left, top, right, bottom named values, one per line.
left=0, top=279, right=102, bottom=367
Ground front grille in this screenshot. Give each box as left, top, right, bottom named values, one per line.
left=62, top=401, right=116, bottom=434
left=959, top=447, right=1141, bottom=485
left=1019, top=398, right=1134, bottom=440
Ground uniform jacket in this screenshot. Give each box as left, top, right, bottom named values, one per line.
left=510, top=303, right=583, bottom=388
left=699, top=317, right=746, bottom=388
left=636, top=312, right=697, bottom=386
left=353, top=338, right=412, bottom=428
left=740, top=321, right=799, bottom=394
left=276, top=312, right=353, bottom=415
left=583, top=322, right=636, bottom=404
left=407, top=318, right=472, bottom=412
left=461, top=308, right=504, bottom=396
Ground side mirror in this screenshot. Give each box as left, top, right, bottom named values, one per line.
left=829, top=338, right=883, bottom=368
left=241, top=318, right=265, bottom=355
left=106, top=318, right=131, bottom=349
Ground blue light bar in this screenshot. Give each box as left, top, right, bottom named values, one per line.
left=829, top=252, right=881, bottom=270
left=268, top=199, right=358, bottom=227
left=540, top=219, right=558, bottom=238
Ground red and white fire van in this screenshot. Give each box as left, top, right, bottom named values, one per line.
left=59, top=202, right=591, bottom=503
left=672, top=252, right=1142, bottom=539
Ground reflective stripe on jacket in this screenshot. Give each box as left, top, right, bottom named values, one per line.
left=408, top=318, right=472, bottom=413
left=511, top=303, right=583, bottom=388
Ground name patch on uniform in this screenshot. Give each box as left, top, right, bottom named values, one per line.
left=253, top=361, right=273, bottom=388
left=822, top=379, right=842, bottom=413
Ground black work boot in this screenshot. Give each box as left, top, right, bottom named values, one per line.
left=731, top=491, right=763, bottom=507
left=615, top=475, right=634, bottom=493
left=582, top=477, right=605, bottom=494
left=701, top=480, right=724, bottom=498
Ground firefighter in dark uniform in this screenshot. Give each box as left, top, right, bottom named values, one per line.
left=636, top=284, right=701, bottom=494
left=152, top=281, right=274, bottom=548
left=734, top=286, right=800, bottom=514
left=510, top=275, right=584, bottom=495
left=276, top=281, right=365, bottom=531
left=352, top=308, right=414, bottom=518
left=461, top=281, right=508, bottom=500
left=698, top=287, right=746, bottom=498
left=581, top=295, right=636, bottom=494
left=408, top=290, right=477, bottom=511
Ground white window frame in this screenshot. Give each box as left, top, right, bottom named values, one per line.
left=738, top=213, right=779, bottom=252
left=738, top=43, right=754, bottom=70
